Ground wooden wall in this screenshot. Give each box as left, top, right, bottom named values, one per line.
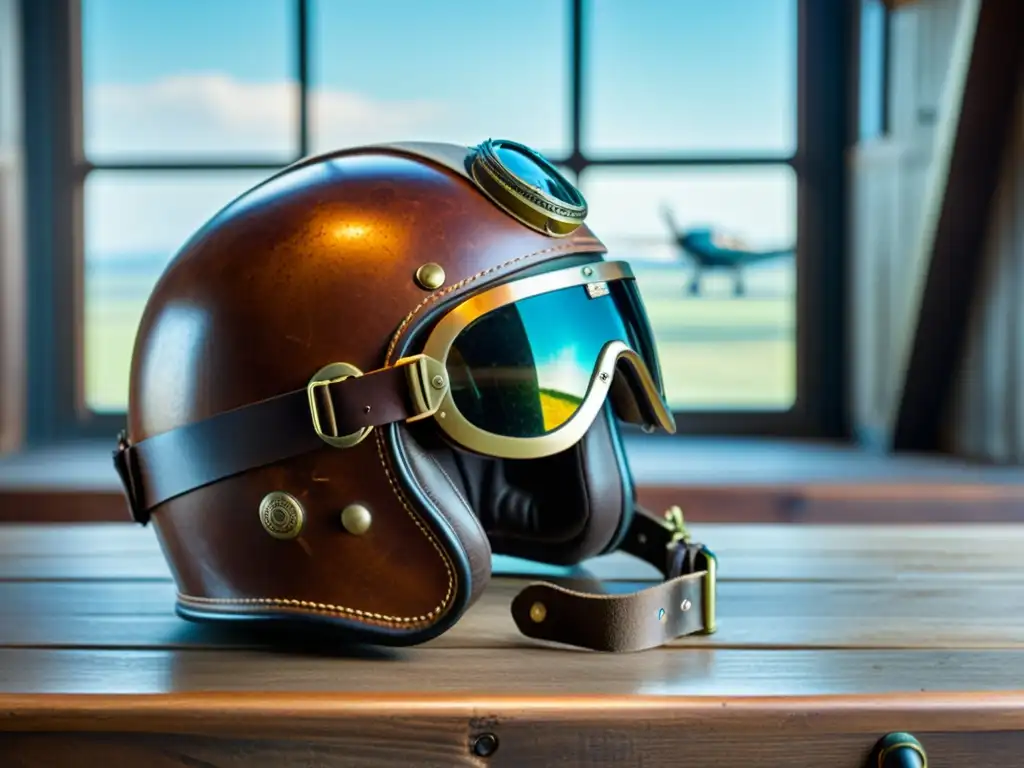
left=945, top=75, right=1024, bottom=462
left=0, top=0, right=26, bottom=454
left=848, top=0, right=977, bottom=450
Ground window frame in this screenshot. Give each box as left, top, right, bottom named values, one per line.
left=20, top=0, right=851, bottom=445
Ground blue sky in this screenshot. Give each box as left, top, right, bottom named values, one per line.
left=81, top=0, right=799, bottom=263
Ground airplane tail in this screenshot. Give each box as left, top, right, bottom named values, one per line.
left=660, top=203, right=681, bottom=238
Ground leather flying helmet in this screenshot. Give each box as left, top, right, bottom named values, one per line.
left=113, top=139, right=718, bottom=653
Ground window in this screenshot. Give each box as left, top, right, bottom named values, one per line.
left=23, top=0, right=848, bottom=441
left=858, top=0, right=890, bottom=141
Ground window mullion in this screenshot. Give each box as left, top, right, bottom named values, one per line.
left=297, top=0, right=310, bottom=158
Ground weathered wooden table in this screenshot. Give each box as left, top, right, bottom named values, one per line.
left=1, top=522, right=1023, bottom=767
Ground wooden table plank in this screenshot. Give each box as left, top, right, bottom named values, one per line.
left=4, top=692, right=1024, bottom=768
left=10, top=521, right=1024, bottom=556
left=4, top=523, right=1024, bottom=582
left=3, top=647, right=1024, bottom=697
left=3, top=522, right=1024, bottom=767
left=9, top=550, right=1024, bottom=582
left=0, top=579, right=1022, bottom=651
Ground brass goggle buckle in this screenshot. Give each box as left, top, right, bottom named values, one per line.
left=307, top=355, right=449, bottom=448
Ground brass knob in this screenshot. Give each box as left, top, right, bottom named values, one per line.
left=414, top=262, right=445, bottom=290
left=869, top=732, right=927, bottom=768
left=341, top=503, right=372, bottom=535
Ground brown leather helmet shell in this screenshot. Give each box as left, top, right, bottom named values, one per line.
left=126, top=142, right=622, bottom=644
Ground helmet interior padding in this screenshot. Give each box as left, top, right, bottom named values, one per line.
left=392, top=402, right=636, bottom=571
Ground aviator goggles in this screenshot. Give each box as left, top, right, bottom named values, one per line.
left=309, top=258, right=676, bottom=459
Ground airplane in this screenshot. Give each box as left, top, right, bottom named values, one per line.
left=661, top=205, right=794, bottom=297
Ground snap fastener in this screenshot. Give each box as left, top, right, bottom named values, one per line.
left=259, top=492, right=305, bottom=540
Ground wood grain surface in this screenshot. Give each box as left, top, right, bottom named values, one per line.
left=1, top=522, right=1023, bottom=767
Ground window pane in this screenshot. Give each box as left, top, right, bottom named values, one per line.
left=578, top=166, right=797, bottom=410
left=310, top=0, right=569, bottom=157
left=84, top=170, right=273, bottom=412
left=859, top=0, right=888, bottom=141
left=584, top=0, right=797, bottom=156
left=81, top=0, right=297, bottom=160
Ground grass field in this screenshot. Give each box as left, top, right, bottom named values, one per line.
left=84, top=262, right=795, bottom=413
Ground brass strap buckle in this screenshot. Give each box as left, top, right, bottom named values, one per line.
left=696, top=545, right=718, bottom=634
left=662, top=505, right=717, bottom=634
left=663, top=504, right=690, bottom=545
left=306, top=362, right=373, bottom=448
left=394, top=353, right=448, bottom=423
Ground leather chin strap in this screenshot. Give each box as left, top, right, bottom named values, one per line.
left=509, top=505, right=717, bottom=653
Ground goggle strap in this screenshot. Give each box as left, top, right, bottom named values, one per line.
left=113, top=362, right=419, bottom=524
left=509, top=505, right=717, bottom=652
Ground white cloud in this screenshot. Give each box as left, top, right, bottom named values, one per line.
left=86, top=72, right=448, bottom=157
left=84, top=73, right=454, bottom=256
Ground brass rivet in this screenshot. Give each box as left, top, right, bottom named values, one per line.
left=681, top=599, right=692, bottom=611
left=529, top=602, right=547, bottom=623
left=259, top=491, right=305, bottom=540
left=341, top=503, right=372, bottom=535
left=415, top=262, right=446, bottom=290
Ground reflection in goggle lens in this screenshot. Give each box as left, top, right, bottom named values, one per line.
left=493, top=142, right=580, bottom=207
left=445, top=279, right=663, bottom=439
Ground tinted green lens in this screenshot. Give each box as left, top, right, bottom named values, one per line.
left=445, top=279, right=658, bottom=438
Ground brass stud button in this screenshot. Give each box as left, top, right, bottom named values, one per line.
left=529, top=601, right=547, bottom=623
left=341, top=503, right=372, bottom=535
left=259, top=491, right=305, bottom=540
left=414, top=262, right=446, bottom=290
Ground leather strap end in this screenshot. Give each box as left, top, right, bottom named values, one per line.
left=112, top=431, right=148, bottom=526
left=510, top=572, right=710, bottom=653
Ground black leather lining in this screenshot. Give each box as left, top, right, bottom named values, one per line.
left=598, top=399, right=637, bottom=556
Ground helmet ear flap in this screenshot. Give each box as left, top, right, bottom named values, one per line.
left=388, top=422, right=493, bottom=613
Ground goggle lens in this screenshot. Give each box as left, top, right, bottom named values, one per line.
left=445, top=278, right=665, bottom=439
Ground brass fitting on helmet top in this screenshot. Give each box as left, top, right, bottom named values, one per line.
left=468, top=138, right=587, bottom=237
